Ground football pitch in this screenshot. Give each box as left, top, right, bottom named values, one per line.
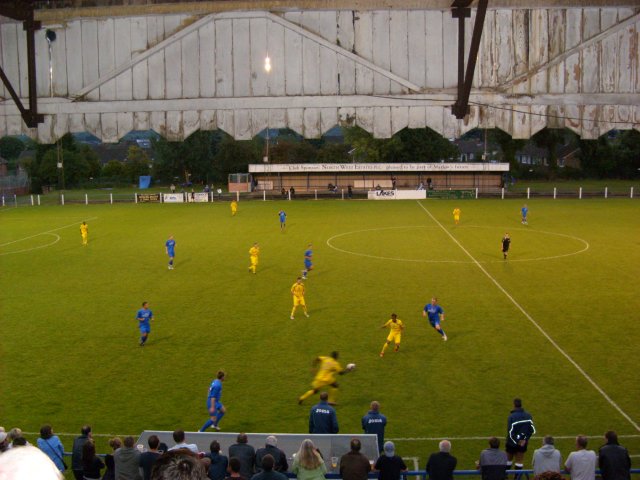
left=1, top=198, right=639, bottom=468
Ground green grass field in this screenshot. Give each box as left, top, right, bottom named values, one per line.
left=1, top=198, right=639, bottom=473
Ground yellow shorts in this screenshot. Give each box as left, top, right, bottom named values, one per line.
left=293, top=296, right=306, bottom=306
left=250, top=256, right=258, bottom=266
left=386, top=332, right=401, bottom=344
left=312, top=378, right=335, bottom=390
left=454, top=215, right=460, bottom=221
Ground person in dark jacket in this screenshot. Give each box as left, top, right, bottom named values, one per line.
left=250, top=455, right=287, bottom=480
left=229, top=433, right=256, bottom=479
left=206, top=440, right=229, bottom=480
left=506, top=398, right=535, bottom=475
left=426, top=440, right=457, bottom=480
left=598, top=431, right=631, bottom=480
left=339, top=438, right=371, bottom=480
left=82, top=440, right=105, bottom=480
left=71, top=425, right=92, bottom=480
left=362, top=401, right=387, bottom=452
left=255, top=436, right=288, bottom=473
left=140, top=435, right=163, bottom=480
left=309, top=392, right=339, bottom=434
left=374, top=442, right=407, bottom=480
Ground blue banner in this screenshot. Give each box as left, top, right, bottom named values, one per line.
left=139, top=176, right=151, bottom=189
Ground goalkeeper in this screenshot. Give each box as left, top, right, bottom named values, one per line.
left=298, top=351, right=352, bottom=405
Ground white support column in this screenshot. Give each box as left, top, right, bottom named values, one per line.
left=579, top=187, right=582, bottom=199
left=236, top=191, right=240, bottom=202
left=475, top=188, right=479, bottom=199
left=263, top=190, right=266, bottom=201
left=135, top=193, right=138, bottom=203
left=604, top=187, right=608, bottom=199
left=85, top=193, right=89, bottom=205
left=341, top=189, right=344, bottom=200
left=61, top=194, right=65, bottom=206
left=554, top=187, right=557, bottom=199
left=110, top=193, right=113, bottom=204
left=288, top=191, right=291, bottom=201
left=501, top=188, right=504, bottom=200
left=14, top=194, right=17, bottom=207
left=2, top=196, right=5, bottom=206
left=30, top=195, right=34, bottom=206
left=527, top=187, right=530, bottom=199
left=37, top=194, right=41, bottom=205
left=315, top=189, right=318, bottom=200
left=631, top=187, right=634, bottom=199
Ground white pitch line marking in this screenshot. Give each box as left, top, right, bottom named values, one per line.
left=0, top=233, right=61, bottom=256
left=416, top=201, right=640, bottom=433
left=326, top=225, right=589, bottom=264
left=0, top=217, right=98, bottom=248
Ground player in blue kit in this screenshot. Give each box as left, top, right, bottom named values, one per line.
left=136, top=301, right=153, bottom=346
left=302, top=244, right=313, bottom=279
left=199, top=370, right=226, bottom=432
left=521, top=204, right=528, bottom=225
left=422, top=297, right=447, bottom=341
left=278, top=210, right=287, bottom=230
left=165, top=235, right=176, bottom=269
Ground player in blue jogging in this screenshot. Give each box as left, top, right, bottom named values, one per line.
left=166, top=235, right=176, bottom=269
left=302, top=244, right=313, bottom=279
left=521, top=204, right=528, bottom=225
left=278, top=210, right=287, bottom=230
left=136, top=301, right=153, bottom=346
left=422, top=297, right=447, bottom=341
left=199, top=370, right=226, bottom=431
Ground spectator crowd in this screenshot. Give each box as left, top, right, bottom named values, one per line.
left=0, top=398, right=633, bottom=480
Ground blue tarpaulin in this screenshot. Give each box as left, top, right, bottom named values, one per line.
left=139, top=176, right=151, bottom=189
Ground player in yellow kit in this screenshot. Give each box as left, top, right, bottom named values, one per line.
left=80, top=221, right=88, bottom=245
left=453, top=207, right=461, bottom=225
left=380, top=313, right=405, bottom=357
left=290, top=277, right=309, bottom=319
left=298, top=351, right=351, bottom=405
left=248, top=242, right=260, bottom=274
left=230, top=200, right=238, bottom=216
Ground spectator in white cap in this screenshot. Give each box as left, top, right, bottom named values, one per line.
left=374, top=442, right=407, bottom=480
left=255, top=436, right=288, bottom=473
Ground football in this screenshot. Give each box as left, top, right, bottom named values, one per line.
left=346, top=363, right=356, bottom=371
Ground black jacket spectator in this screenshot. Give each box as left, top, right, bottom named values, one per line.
left=426, top=446, right=457, bottom=480
left=599, top=432, right=631, bottom=480
left=71, top=425, right=92, bottom=480
left=255, top=437, right=288, bottom=473
left=229, top=434, right=256, bottom=479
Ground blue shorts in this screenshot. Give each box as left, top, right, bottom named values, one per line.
left=139, top=324, right=151, bottom=334
left=207, top=399, right=223, bottom=412
left=167, top=251, right=175, bottom=258
left=304, top=260, right=312, bottom=269
left=429, top=319, right=440, bottom=328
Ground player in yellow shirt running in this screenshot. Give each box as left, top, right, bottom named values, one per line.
left=80, top=221, right=88, bottom=245
left=248, top=242, right=260, bottom=274
left=290, top=277, right=309, bottom=319
left=453, top=207, right=461, bottom=225
left=298, top=351, right=352, bottom=405
left=230, top=200, right=238, bottom=216
left=380, top=313, right=405, bottom=357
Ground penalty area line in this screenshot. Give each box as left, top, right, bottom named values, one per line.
left=0, top=216, right=98, bottom=248
left=416, top=201, right=640, bottom=433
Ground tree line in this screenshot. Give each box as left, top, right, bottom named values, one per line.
left=0, top=126, right=637, bottom=193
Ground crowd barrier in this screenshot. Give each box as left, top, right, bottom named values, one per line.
left=0, top=185, right=638, bottom=208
